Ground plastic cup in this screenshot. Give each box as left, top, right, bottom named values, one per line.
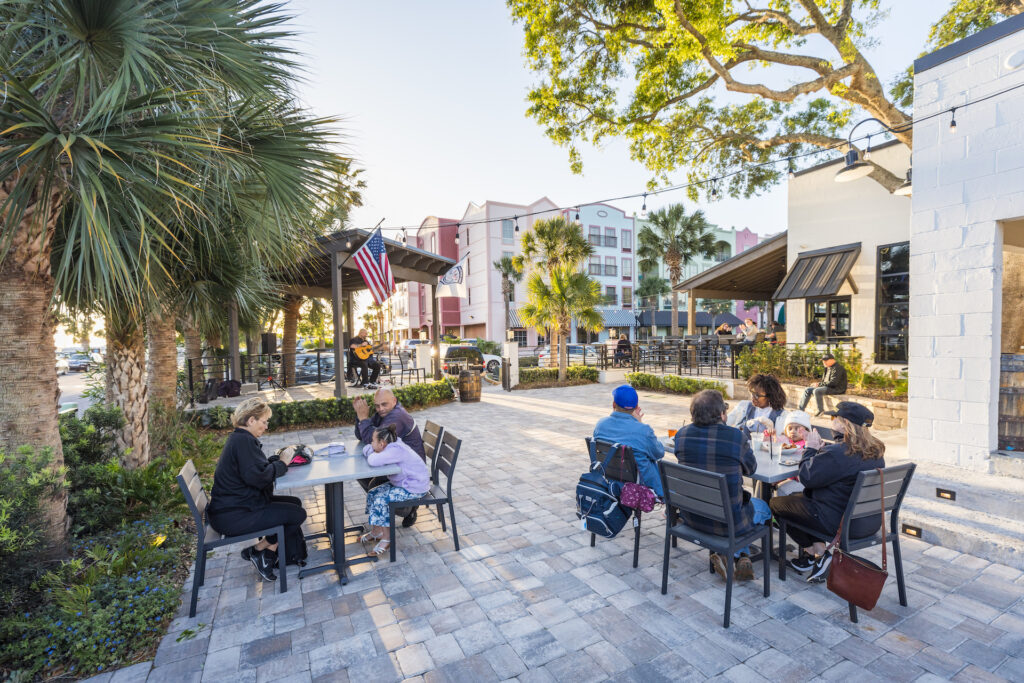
left=668, top=429, right=677, bottom=437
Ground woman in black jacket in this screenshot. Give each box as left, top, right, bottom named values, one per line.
left=769, top=402, right=885, bottom=584
left=207, top=398, right=307, bottom=581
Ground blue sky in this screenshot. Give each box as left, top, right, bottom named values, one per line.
left=287, top=1, right=950, bottom=238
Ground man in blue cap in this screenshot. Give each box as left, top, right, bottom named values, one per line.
left=592, top=385, right=665, bottom=498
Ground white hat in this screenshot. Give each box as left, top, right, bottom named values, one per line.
left=784, top=410, right=812, bottom=432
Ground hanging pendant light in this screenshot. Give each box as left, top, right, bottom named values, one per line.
left=893, top=167, right=913, bottom=196
left=640, top=193, right=648, bottom=218
left=514, top=215, right=519, bottom=232
left=949, top=107, right=957, bottom=133
left=834, top=146, right=873, bottom=183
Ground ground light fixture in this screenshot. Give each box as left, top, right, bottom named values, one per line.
left=834, top=116, right=905, bottom=184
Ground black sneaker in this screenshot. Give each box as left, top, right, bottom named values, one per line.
left=251, top=548, right=278, bottom=582
left=807, top=551, right=832, bottom=583
left=787, top=550, right=816, bottom=573
left=240, top=544, right=258, bottom=563
left=401, top=507, right=418, bottom=528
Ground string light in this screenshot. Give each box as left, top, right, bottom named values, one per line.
left=710, top=180, right=719, bottom=200
left=864, top=135, right=873, bottom=161
left=640, top=193, right=647, bottom=218
left=787, top=158, right=796, bottom=179
left=574, top=206, right=580, bottom=221
left=949, top=107, right=957, bottom=133
left=349, top=82, right=1024, bottom=236
left=514, top=215, right=519, bottom=232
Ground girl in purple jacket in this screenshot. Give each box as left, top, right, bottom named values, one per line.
left=360, top=424, right=431, bottom=555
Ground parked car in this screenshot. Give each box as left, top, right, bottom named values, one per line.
left=400, top=339, right=430, bottom=352
left=537, top=344, right=600, bottom=366
left=295, top=353, right=335, bottom=384
left=56, top=356, right=69, bottom=375
left=67, top=353, right=93, bottom=372
left=439, top=344, right=501, bottom=375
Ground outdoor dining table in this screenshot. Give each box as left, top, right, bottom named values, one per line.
left=748, top=438, right=804, bottom=501
left=274, top=439, right=399, bottom=584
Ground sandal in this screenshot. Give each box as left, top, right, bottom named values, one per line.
left=371, top=539, right=391, bottom=556
left=359, top=530, right=382, bottom=544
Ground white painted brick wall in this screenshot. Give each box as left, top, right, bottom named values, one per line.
left=910, top=23, right=1024, bottom=471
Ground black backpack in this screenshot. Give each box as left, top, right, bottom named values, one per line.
left=218, top=379, right=241, bottom=398
left=197, top=378, right=219, bottom=404
left=575, top=445, right=630, bottom=539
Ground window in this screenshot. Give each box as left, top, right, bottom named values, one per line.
left=806, top=297, right=851, bottom=340
left=467, top=287, right=471, bottom=305
left=512, top=329, right=527, bottom=346
left=589, top=256, right=602, bottom=276
left=621, top=229, right=632, bottom=253
left=605, top=285, right=617, bottom=306
left=502, top=250, right=514, bottom=262
left=604, top=256, right=617, bottom=276
left=502, top=219, right=514, bottom=243
left=876, top=241, right=909, bottom=363
left=621, top=258, right=632, bottom=280
left=604, top=227, right=617, bottom=248
left=588, top=225, right=602, bottom=246
left=715, top=244, right=731, bottom=262
left=622, top=287, right=633, bottom=309
left=431, top=234, right=436, bottom=253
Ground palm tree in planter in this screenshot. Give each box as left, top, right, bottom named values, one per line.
left=521, top=264, right=603, bottom=382
left=516, top=215, right=593, bottom=366
left=493, top=255, right=523, bottom=344
left=0, top=0, right=342, bottom=545
left=636, top=204, right=721, bottom=337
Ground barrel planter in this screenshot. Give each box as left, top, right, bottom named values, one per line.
left=458, top=370, right=482, bottom=402
left=999, top=354, right=1024, bottom=452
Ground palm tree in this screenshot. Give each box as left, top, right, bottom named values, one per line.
left=635, top=273, right=671, bottom=338
left=493, top=256, right=524, bottom=343
left=520, top=265, right=604, bottom=381
left=516, top=215, right=594, bottom=366
left=636, top=204, right=720, bottom=336
left=0, top=0, right=343, bottom=547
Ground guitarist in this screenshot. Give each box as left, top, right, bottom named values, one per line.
left=348, top=328, right=381, bottom=388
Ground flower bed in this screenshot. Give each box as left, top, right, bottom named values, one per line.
left=626, top=372, right=728, bottom=398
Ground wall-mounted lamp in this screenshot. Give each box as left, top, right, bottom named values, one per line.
left=835, top=117, right=904, bottom=184
left=893, top=167, right=912, bottom=197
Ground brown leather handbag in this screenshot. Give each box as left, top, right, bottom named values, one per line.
left=825, top=468, right=888, bottom=611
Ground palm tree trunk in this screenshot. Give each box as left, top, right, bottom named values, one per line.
left=558, top=327, right=568, bottom=382
left=183, top=317, right=203, bottom=391
left=282, top=295, right=302, bottom=386
left=671, top=290, right=680, bottom=337
left=147, top=311, right=178, bottom=413
left=107, top=316, right=150, bottom=469
left=205, top=330, right=223, bottom=381
left=0, top=192, right=68, bottom=553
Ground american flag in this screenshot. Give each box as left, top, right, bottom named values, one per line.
left=352, top=228, right=396, bottom=304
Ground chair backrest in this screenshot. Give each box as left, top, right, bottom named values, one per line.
left=840, top=463, right=916, bottom=539
left=176, top=459, right=209, bottom=531
left=423, top=420, right=444, bottom=472
left=814, top=426, right=837, bottom=441
left=659, top=460, right=735, bottom=539
left=755, top=332, right=766, bottom=343
left=585, top=437, right=638, bottom=484
left=434, top=430, right=461, bottom=493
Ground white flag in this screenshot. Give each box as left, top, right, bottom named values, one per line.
left=436, top=255, right=468, bottom=299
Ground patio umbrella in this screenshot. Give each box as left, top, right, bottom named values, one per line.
left=778, top=303, right=786, bottom=325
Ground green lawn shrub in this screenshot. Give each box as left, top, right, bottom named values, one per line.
left=518, top=365, right=599, bottom=385
left=626, top=372, right=727, bottom=398
left=735, top=342, right=865, bottom=387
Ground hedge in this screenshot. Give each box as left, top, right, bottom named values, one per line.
left=190, top=380, right=455, bottom=430
left=626, top=372, right=728, bottom=398
left=519, top=365, right=599, bottom=385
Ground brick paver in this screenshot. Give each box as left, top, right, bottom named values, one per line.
left=90, top=383, right=1024, bottom=681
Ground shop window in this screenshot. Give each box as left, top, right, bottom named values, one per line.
left=876, top=241, right=909, bottom=363
left=806, top=297, right=851, bottom=340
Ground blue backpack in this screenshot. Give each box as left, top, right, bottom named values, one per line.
left=575, top=445, right=629, bottom=538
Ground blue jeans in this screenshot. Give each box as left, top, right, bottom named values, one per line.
left=799, top=385, right=831, bottom=413
left=737, top=497, right=771, bottom=557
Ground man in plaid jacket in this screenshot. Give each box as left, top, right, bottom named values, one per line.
left=672, top=390, right=769, bottom=581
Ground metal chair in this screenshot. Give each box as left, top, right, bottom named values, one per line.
left=394, top=351, right=426, bottom=385
left=389, top=430, right=462, bottom=561
left=176, top=460, right=287, bottom=617
left=585, top=437, right=644, bottom=568
left=658, top=461, right=771, bottom=628
left=422, top=420, right=445, bottom=477
left=777, top=463, right=915, bottom=622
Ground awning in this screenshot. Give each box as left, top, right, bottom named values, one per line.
left=600, top=309, right=639, bottom=327
left=773, top=243, right=861, bottom=300
left=508, top=308, right=524, bottom=328
left=638, top=311, right=741, bottom=328
left=674, top=232, right=788, bottom=299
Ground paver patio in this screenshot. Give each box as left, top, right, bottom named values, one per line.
left=88, top=383, right=1024, bottom=682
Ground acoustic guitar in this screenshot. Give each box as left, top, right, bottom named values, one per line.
left=352, top=342, right=382, bottom=360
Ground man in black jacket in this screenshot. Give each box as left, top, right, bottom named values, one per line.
left=798, top=353, right=847, bottom=416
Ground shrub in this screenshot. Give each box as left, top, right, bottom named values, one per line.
left=626, top=372, right=727, bottom=398
left=518, top=365, right=599, bottom=385
left=520, top=355, right=539, bottom=368
left=476, top=340, right=502, bottom=355
left=735, top=342, right=864, bottom=387
left=190, top=380, right=456, bottom=430
left=0, top=519, right=188, bottom=679
left=0, top=447, right=67, bottom=605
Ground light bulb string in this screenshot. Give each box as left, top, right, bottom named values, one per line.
left=352, top=80, right=1024, bottom=236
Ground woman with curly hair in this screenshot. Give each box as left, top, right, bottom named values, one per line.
left=726, top=373, right=790, bottom=438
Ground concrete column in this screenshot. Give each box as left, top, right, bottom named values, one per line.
left=502, top=341, right=519, bottom=388
left=431, top=285, right=441, bottom=380
left=687, top=292, right=696, bottom=335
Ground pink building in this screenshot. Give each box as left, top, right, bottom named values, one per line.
left=734, top=227, right=769, bottom=325
left=404, top=217, right=460, bottom=339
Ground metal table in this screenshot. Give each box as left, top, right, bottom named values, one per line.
left=275, top=440, right=400, bottom=584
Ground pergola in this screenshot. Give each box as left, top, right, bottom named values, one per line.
left=673, top=232, right=788, bottom=334
left=269, top=229, right=455, bottom=398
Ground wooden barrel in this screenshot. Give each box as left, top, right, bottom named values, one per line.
left=999, top=354, right=1024, bottom=452
left=458, top=370, right=481, bottom=402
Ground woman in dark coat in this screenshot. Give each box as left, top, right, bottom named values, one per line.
left=207, top=398, right=307, bottom=581
left=769, top=402, right=885, bottom=584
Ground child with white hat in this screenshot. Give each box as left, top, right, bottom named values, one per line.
left=781, top=410, right=812, bottom=449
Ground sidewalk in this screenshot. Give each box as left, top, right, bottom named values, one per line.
left=91, top=383, right=1024, bottom=682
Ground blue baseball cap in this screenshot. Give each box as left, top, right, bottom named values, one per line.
left=612, top=385, right=638, bottom=409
